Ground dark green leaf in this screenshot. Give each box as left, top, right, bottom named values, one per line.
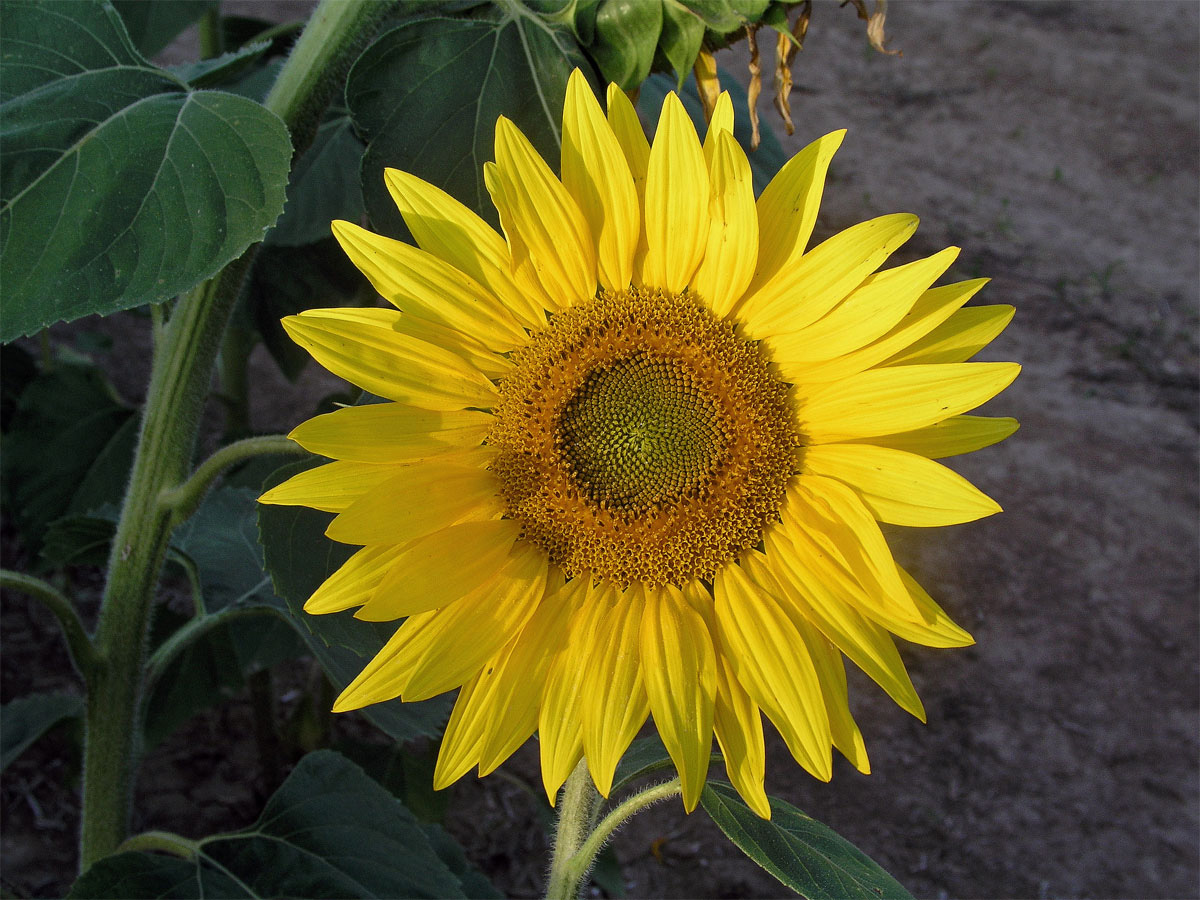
left=337, top=740, right=451, bottom=824
left=611, top=734, right=723, bottom=794
left=0, top=343, right=37, bottom=430
left=258, top=460, right=451, bottom=742
left=1, top=691, right=83, bottom=772
left=112, top=0, right=214, bottom=57
left=170, top=42, right=271, bottom=88
left=221, top=15, right=304, bottom=57
left=658, top=0, right=706, bottom=86
left=589, top=0, right=663, bottom=90
left=70, top=750, right=481, bottom=899
left=0, top=0, right=291, bottom=341
left=639, top=69, right=787, bottom=193
left=701, top=780, right=914, bottom=899
left=591, top=844, right=627, bottom=898
left=269, top=117, right=367, bottom=248
left=1, top=365, right=133, bottom=552
left=68, top=415, right=139, bottom=521
left=347, top=13, right=590, bottom=235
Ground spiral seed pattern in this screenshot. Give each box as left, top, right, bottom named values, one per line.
left=488, top=288, right=797, bottom=587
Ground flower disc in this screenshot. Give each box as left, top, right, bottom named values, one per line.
left=489, top=288, right=796, bottom=587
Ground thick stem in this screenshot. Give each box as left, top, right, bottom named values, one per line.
left=79, top=263, right=253, bottom=870
left=77, top=0, right=391, bottom=869
left=545, top=759, right=599, bottom=900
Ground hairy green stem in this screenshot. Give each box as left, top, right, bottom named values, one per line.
left=158, top=434, right=304, bottom=524
left=567, top=778, right=681, bottom=889
left=0, top=570, right=96, bottom=677
left=76, top=0, right=392, bottom=870
left=198, top=5, right=223, bottom=60
left=545, top=759, right=599, bottom=900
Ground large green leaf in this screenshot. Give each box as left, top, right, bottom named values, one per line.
left=0, top=0, right=291, bottom=341
left=700, top=780, right=914, bottom=899
left=589, top=0, right=664, bottom=90
left=258, top=460, right=451, bottom=742
left=69, top=750, right=493, bottom=899
left=346, top=13, right=590, bottom=236
left=0, top=692, right=83, bottom=772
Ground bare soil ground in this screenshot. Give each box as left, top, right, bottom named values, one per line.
left=3, top=2, right=1197, bottom=898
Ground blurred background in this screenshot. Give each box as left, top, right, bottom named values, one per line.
left=3, top=2, right=1196, bottom=897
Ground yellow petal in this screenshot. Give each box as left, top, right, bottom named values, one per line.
left=798, top=362, right=1021, bottom=443
left=383, top=541, right=547, bottom=702
left=713, top=563, right=833, bottom=781
left=690, top=130, right=758, bottom=319
left=896, top=566, right=975, bottom=647
left=384, top=167, right=547, bottom=329
left=785, top=476, right=920, bottom=620
left=393, top=313, right=513, bottom=380
left=283, top=309, right=498, bottom=410
left=856, top=415, right=1020, bottom=459
left=433, top=673, right=488, bottom=788
left=779, top=278, right=989, bottom=385
left=801, top=443, right=1002, bottom=526
left=325, top=455, right=500, bottom=545
left=882, top=304, right=1016, bottom=367
left=354, top=519, right=521, bottom=621
left=702, top=91, right=734, bottom=167
left=641, top=584, right=716, bottom=812
left=303, top=544, right=403, bottom=615
left=258, top=460, right=401, bottom=513
left=539, top=578, right=600, bottom=803
left=745, top=129, right=845, bottom=295
left=490, top=117, right=596, bottom=305
left=680, top=580, right=771, bottom=819
left=288, top=403, right=490, bottom=464
left=330, top=220, right=526, bottom=351
left=482, top=160, right=564, bottom=313
left=766, top=247, right=960, bottom=362
left=476, top=582, right=574, bottom=776
left=737, top=214, right=919, bottom=339
left=642, top=92, right=709, bottom=292
left=744, top=545, right=925, bottom=718
left=562, top=70, right=639, bottom=291
left=581, top=583, right=650, bottom=796
left=606, top=84, right=650, bottom=198
left=791, top=617, right=870, bottom=774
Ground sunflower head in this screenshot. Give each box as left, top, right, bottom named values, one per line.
left=260, top=69, right=1019, bottom=817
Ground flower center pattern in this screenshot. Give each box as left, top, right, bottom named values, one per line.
left=489, top=288, right=797, bottom=587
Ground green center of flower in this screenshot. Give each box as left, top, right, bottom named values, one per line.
left=488, top=287, right=797, bottom=587
left=558, top=352, right=726, bottom=509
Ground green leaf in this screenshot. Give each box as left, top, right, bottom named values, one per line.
left=0, top=0, right=291, bottom=341
left=700, top=780, right=914, bottom=899
left=258, top=460, right=451, bottom=742
left=677, top=0, right=769, bottom=35
left=658, top=0, right=706, bottom=86
left=269, top=117, right=367, bottom=248
left=0, top=364, right=133, bottom=553
left=589, top=0, right=664, bottom=90
left=347, top=13, right=589, bottom=235
left=639, top=68, right=787, bottom=193
left=112, top=0, right=214, bottom=56
left=169, top=42, right=271, bottom=89
left=1, top=692, right=83, bottom=772
left=69, top=750, right=490, bottom=899
left=41, top=515, right=118, bottom=569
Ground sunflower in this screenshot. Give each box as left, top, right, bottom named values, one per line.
left=259, top=69, right=1019, bottom=818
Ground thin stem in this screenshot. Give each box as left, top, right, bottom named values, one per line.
left=143, top=605, right=270, bottom=693
left=566, top=778, right=682, bottom=890
left=158, top=434, right=305, bottom=525
left=198, top=5, right=223, bottom=60
left=0, top=570, right=96, bottom=677
left=117, top=830, right=200, bottom=860
left=545, top=759, right=599, bottom=900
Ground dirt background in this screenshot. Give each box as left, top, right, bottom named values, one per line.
left=2, top=2, right=1197, bottom=899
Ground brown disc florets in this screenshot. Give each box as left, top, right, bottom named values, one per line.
left=488, top=288, right=797, bottom=587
